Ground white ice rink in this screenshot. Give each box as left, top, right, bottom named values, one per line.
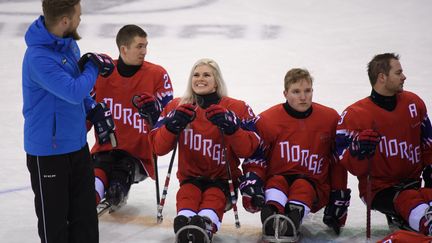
left=1, top=0, right=432, bottom=242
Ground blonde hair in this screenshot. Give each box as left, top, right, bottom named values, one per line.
left=284, top=68, right=313, bottom=90
left=180, top=58, right=228, bottom=105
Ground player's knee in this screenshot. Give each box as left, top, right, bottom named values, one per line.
left=177, top=183, right=202, bottom=208
left=94, top=167, right=108, bottom=187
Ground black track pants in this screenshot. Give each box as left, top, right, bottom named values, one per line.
left=27, top=144, right=98, bottom=243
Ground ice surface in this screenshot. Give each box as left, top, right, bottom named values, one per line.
left=1, top=0, right=431, bottom=242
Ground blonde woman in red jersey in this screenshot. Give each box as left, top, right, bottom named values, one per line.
left=238, top=68, right=349, bottom=242
left=91, top=25, right=174, bottom=210
left=149, top=58, right=260, bottom=242
left=337, top=53, right=432, bottom=236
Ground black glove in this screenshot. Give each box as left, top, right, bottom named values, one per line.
left=205, top=104, right=239, bottom=135
left=323, top=189, right=351, bottom=235
left=132, top=93, right=162, bottom=126
left=78, top=52, right=115, bottom=77
left=164, top=104, right=196, bottom=134
left=238, top=172, right=265, bottom=213
left=87, top=102, right=117, bottom=146
left=423, top=165, right=432, bottom=188
left=349, top=129, right=381, bottom=160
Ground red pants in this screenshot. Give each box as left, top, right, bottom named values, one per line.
left=176, top=183, right=227, bottom=221
left=394, top=188, right=432, bottom=222
left=265, top=175, right=329, bottom=213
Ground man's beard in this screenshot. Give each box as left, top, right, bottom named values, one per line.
left=65, top=28, right=81, bottom=40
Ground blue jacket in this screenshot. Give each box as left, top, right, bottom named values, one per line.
left=22, top=16, right=98, bottom=156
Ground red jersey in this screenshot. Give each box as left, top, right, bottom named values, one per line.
left=253, top=102, right=344, bottom=190
left=336, top=91, right=432, bottom=199
left=149, top=97, right=259, bottom=183
left=90, top=60, right=173, bottom=178
left=377, top=230, right=432, bottom=243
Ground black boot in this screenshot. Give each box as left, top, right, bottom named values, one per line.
left=174, top=215, right=190, bottom=233
left=284, top=203, right=304, bottom=237
left=174, top=215, right=190, bottom=243
left=261, top=204, right=279, bottom=236
left=188, top=215, right=214, bottom=242
left=106, top=160, right=134, bottom=207
left=106, top=181, right=128, bottom=207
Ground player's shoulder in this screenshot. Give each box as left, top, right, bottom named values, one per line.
left=220, top=96, right=248, bottom=109
left=398, top=90, right=423, bottom=103
left=142, top=61, right=168, bottom=73
left=221, top=96, right=242, bottom=104
left=310, top=103, right=340, bottom=124
left=260, top=103, right=284, bottom=116
left=398, top=90, right=427, bottom=112
left=255, top=104, right=286, bottom=123
left=312, top=102, right=338, bottom=115
left=220, top=96, right=256, bottom=118
left=342, top=96, right=371, bottom=113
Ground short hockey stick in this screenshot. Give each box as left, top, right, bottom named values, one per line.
left=131, top=95, right=161, bottom=222
left=366, top=125, right=379, bottom=242
left=157, top=137, right=178, bottom=223
left=147, top=117, right=162, bottom=223
left=366, top=155, right=372, bottom=242
left=219, top=129, right=241, bottom=228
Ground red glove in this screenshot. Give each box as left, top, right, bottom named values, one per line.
left=132, top=93, right=161, bottom=125
left=78, top=52, right=115, bottom=77
left=205, top=104, right=239, bottom=135
left=350, top=129, right=381, bottom=160
left=164, top=104, right=196, bottom=134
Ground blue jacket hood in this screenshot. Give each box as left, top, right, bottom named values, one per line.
left=25, top=16, right=72, bottom=53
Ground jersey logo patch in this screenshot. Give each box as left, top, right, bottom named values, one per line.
left=411, top=121, right=421, bottom=128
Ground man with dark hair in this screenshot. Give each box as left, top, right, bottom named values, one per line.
left=23, top=0, right=115, bottom=242
left=91, top=24, right=173, bottom=210
left=336, top=53, right=432, bottom=235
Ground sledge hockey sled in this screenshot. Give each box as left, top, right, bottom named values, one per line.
left=262, top=214, right=300, bottom=243
left=175, top=225, right=212, bottom=243
left=97, top=196, right=128, bottom=217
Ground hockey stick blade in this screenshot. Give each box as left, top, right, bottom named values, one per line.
left=97, top=200, right=112, bottom=217
left=109, top=133, right=117, bottom=148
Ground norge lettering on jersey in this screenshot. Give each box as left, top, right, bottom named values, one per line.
left=183, top=128, right=223, bottom=164
left=279, top=141, right=324, bottom=175
left=103, top=97, right=148, bottom=134
left=379, top=136, right=421, bottom=164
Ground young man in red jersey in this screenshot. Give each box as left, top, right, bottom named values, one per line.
left=91, top=24, right=174, bottom=208
left=336, top=53, right=432, bottom=235
left=238, top=68, right=349, bottom=242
